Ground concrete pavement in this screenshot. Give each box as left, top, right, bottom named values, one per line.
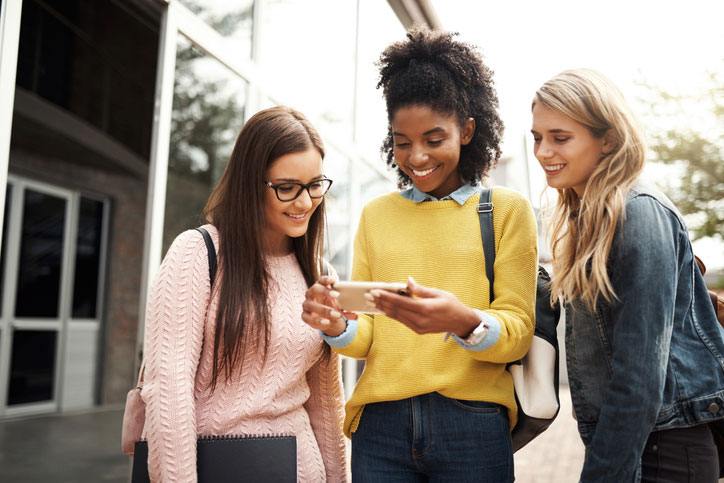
left=514, top=385, right=585, bottom=482
left=0, top=388, right=588, bottom=482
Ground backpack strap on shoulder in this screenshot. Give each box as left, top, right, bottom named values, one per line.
left=478, top=188, right=495, bottom=303
left=194, top=227, right=217, bottom=288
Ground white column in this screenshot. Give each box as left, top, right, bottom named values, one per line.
left=0, top=0, right=23, bottom=251
left=137, top=2, right=178, bottom=367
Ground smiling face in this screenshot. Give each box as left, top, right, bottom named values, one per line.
left=531, top=103, right=614, bottom=197
left=391, top=105, right=475, bottom=199
left=263, top=148, right=325, bottom=256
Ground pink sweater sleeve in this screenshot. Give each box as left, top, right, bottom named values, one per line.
left=303, top=350, right=348, bottom=482
left=142, top=230, right=210, bottom=483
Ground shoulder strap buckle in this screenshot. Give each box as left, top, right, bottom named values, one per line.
left=477, top=202, right=493, bottom=213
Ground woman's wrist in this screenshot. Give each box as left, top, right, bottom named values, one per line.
left=322, top=316, right=347, bottom=337
left=455, top=307, right=484, bottom=338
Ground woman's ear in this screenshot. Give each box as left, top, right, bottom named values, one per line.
left=461, top=117, right=475, bottom=146
left=602, top=129, right=617, bottom=154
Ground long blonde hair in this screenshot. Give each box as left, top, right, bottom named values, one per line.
left=534, top=69, right=646, bottom=310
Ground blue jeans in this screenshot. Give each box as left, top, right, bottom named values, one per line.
left=351, top=392, right=513, bottom=482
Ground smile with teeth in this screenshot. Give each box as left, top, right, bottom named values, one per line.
left=544, top=164, right=565, bottom=173
left=411, top=165, right=438, bottom=177
left=285, top=212, right=307, bottom=220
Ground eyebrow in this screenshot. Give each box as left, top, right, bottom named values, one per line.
left=271, top=174, right=325, bottom=183
left=530, top=128, right=573, bottom=135
left=392, top=127, right=446, bottom=137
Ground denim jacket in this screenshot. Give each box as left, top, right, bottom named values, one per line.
left=564, top=180, right=724, bottom=482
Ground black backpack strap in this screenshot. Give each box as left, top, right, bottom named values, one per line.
left=194, top=227, right=217, bottom=288
left=478, top=188, right=495, bottom=303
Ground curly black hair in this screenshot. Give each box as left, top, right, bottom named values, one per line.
left=377, top=28, right=504, bottom=187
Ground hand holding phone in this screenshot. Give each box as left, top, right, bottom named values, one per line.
left=332, top=281, right=410, bottom=314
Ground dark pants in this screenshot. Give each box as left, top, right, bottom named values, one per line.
left=351, top=392, right=513, bottom=482
left=641, top=423, right=719, bottom=482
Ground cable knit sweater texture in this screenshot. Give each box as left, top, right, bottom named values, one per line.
left=141, top=225, right=346, bottom=482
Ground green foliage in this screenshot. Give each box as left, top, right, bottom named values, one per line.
left=641, top=67, right=724, bottom=240
left=713, top=276, right=724, bottom=291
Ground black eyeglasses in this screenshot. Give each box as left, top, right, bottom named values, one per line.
left=265, top=178, right=333, bottom=202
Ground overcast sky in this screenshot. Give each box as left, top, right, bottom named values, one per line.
left=434, top=0, right=724, bottom=269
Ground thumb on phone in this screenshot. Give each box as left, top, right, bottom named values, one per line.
left=406, top=276, right=440, bottom=299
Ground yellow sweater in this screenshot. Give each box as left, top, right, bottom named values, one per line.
left=335, top=187, right=538, bottom=437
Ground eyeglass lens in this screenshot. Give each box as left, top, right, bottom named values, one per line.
left=275, top=179, right=331, bottom=201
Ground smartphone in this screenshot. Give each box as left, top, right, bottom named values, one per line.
left=332, top=280, right=410, bottom=314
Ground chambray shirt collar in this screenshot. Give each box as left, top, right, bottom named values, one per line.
left=400, top=182, right=479, bottom=205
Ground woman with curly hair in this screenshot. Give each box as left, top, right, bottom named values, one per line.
left=532, top=69, right=723, bottom=482
left=302, top=28, right=538, bottom=481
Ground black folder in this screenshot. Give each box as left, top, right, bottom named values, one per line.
left=131, top=435, right=297, bottom=482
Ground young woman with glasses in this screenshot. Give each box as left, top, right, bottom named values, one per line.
left=140, top=106, right=346, bottom=482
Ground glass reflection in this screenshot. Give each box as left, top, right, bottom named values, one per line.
left=8, top=330, right=57, bottom=405
left=258, top=0, right=356, bottom=142
left=72, top=198, right=104, bottom=319
left=355, top=0, right=406, bottom=166
left=15, top=0, right=157, bottom=159
left=15, top=190, right=66, bottom=318
left=178, top=0, right=254, bottom=60
left=163, top=35, right=247, bottom=253
left=321, top=146, right=349, bottom=278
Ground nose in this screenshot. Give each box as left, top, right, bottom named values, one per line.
left=535, top=139, right=554, bottom=160
left=409, top=146, right=429, bottom=166
left=292, top=187, right=313, bottom=210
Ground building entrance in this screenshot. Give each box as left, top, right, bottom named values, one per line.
left=0, top=176, right=107, bottom=417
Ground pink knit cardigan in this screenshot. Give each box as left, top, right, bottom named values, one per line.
left=141, top=226, right=347, bottom=482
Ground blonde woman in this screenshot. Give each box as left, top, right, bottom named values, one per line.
left=531, top=68, right=724, bottom=482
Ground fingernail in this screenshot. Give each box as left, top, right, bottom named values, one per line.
left=330, top=310, right=341, bottom=319
left=363, top=293, right=374, bottom=301
left=329, top=290, right=340, bottom=298
left=320, top=318, right=330, bottom=326
left=408, top=276, right=416, bottom=284
left=369, top=290, right=381, bottom=298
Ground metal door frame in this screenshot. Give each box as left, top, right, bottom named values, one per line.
left=0, top=175, right=108, bottom=417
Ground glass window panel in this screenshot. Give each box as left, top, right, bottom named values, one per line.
left=15, top=0, right=158, bottom=159
left=359, top=164, right=395, bottom=203
left=0, top=185, right=12, bottom=314
left=178, top=0, right=254, bottom=61
left=72, top=197, right=104, bottom=319
left=258, top=0, right=357, bottom=142
left=163, top=35, right=248, bottom=253
left=322, top=146, right=350, bottom=279
left=355, top=0, right=406, bottom=165
left=8, top=330, right=57, bottom=405
left=15, top=189, right=66, bottom=318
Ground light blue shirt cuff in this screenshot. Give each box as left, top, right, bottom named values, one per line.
left=320, top=317, right=358, bottom=349
left=451, top=310, right=501, bottom=352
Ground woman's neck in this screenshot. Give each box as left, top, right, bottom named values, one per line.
left=265, top=235, right=293, bottom=257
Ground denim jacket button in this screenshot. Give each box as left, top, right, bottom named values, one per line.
left=709, top=403, right=720, bottom=414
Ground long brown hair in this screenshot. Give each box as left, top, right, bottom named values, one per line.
left=534, top=69, right=646, bottom=310
left=203, top=106, right=327, bottom=388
